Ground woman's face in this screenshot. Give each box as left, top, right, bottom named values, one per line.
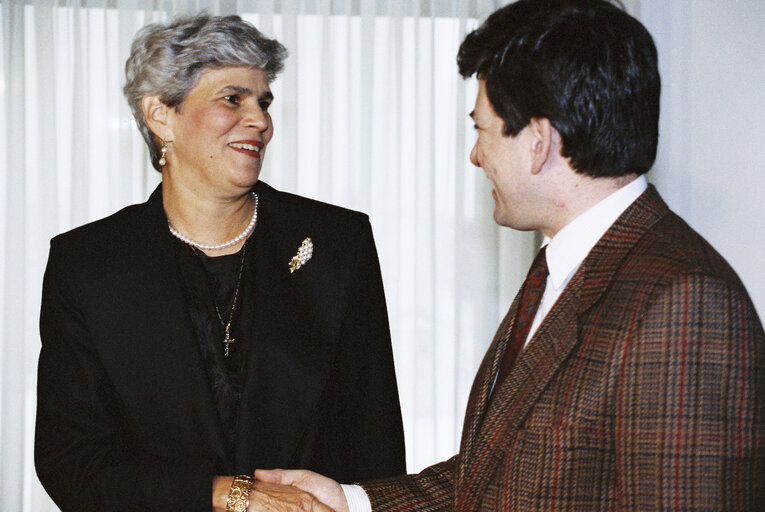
left=164, top=66, right=274, bottom=198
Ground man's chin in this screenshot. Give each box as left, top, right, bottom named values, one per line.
left=492, top=208, right=508, bottom=227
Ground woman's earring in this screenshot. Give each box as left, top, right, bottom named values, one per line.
left=158, top=141, right=168, bottom=167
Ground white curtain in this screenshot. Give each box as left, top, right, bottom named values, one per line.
left=1, top=1, right=515, bottom=509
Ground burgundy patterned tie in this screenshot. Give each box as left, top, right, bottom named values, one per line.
left=494, top=246, right=549, bottom=389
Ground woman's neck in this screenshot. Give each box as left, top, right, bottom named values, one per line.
left=162, top=179, right=256, bottom=256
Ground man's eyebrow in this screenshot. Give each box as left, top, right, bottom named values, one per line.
left=469, top=110, right=480, bottom=129
left=259, top=91, right=274, bottom=102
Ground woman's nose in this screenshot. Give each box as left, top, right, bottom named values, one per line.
left=244, top=102, right=269, bottom=131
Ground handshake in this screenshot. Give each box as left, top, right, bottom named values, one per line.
left=219, top=469, right=351, bottom=512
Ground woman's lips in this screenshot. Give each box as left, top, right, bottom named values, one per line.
left=228, top=141, right=262, bottom=158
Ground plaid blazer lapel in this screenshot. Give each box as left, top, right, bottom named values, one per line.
left=577, top=185, right=668, bottom=314
left=455, top=186, right=670, bottom=510
left=456, top=293, right=522, bottom=488
left=456, top=276, right=582, bottom=511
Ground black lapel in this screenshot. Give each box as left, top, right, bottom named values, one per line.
left=104, top=185, right=228, bottom=469
left=233, top=183, right=338, bottom=471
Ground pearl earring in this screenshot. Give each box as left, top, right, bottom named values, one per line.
left=158, top=141, right=168, bottom=167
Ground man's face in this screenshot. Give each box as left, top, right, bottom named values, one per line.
left=469, top=80, right=537, bottom=230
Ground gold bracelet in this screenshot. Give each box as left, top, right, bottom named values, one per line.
left=226, top=475, right=253, bottom=512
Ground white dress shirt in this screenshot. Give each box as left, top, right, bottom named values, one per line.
left=341, top=175, right=649, bottom=512
left=526, top=175, right=648, bottom=344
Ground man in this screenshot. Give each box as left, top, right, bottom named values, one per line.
left=257, top=0, right=765, bottom=509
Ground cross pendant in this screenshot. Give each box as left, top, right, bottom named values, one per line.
left=223, top=335, right=235, bottom=357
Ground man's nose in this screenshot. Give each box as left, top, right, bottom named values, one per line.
left=469, top=143, right=480, bottom=167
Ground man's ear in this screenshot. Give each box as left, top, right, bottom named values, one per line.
left=140, top=95, right=172, bottom=142
left=528, top=117, right=554, bottom=175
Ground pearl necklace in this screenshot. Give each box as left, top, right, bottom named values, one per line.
left=168, top=192, right=258, bottom=251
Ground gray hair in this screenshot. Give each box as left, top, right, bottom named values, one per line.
left=123, top=13, right=288, bottom=171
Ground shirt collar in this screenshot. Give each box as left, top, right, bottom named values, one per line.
left=543, top=175, right=648, bottom=291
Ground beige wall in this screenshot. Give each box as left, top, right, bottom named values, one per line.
left=641, top=0, right=765, bottom=316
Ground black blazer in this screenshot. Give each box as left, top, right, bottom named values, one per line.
left=35, top=181, right=406, bottom=511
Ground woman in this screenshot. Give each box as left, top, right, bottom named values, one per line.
left=35, top=14, right=405, bottom=511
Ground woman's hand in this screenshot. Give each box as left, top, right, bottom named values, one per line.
left=254, top=469, right=348, bottom=512
left=248, top=479, right=335, bottom=511
left=213, top=476, right=235, bottom=512
left=213, top=474, right=335, bottom=512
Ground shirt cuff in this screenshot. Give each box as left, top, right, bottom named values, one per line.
left=341, top=484, right=372, bottom=512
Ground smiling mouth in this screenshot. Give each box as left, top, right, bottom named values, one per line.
left=228, top=142, right=262, bottom=157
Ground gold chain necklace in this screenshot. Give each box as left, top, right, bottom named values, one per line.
left=214, top=243, right=247, bottom=357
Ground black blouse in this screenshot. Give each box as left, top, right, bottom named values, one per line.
left=172, top=236, right=256, bottom=458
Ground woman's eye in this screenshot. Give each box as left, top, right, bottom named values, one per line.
left=224, top=94, right=240, bottom=105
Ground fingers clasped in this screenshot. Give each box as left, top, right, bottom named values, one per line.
left=246, top=479, right=334, bottom=512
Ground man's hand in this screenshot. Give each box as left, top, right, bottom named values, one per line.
left=248, top=480, right=335, bottom=512
left=254, top=469, right=349, bottom=512
left=213, top=475, right=334, bottom=512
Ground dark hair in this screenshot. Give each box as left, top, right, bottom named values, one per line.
left=458, top=0, right=660, bottom=177
left=123, top=14, right=288, bottom=171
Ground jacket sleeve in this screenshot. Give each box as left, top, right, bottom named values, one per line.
left=310, top=219, right=407, bottom=482
left=617, top=273, right=765, bottom=510
left=35, top=241, right=215, bottom=512
left=362, top=456, right=457, bottom=512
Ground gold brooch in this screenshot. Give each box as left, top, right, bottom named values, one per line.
left=289, top=238, right=313, bottom=273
